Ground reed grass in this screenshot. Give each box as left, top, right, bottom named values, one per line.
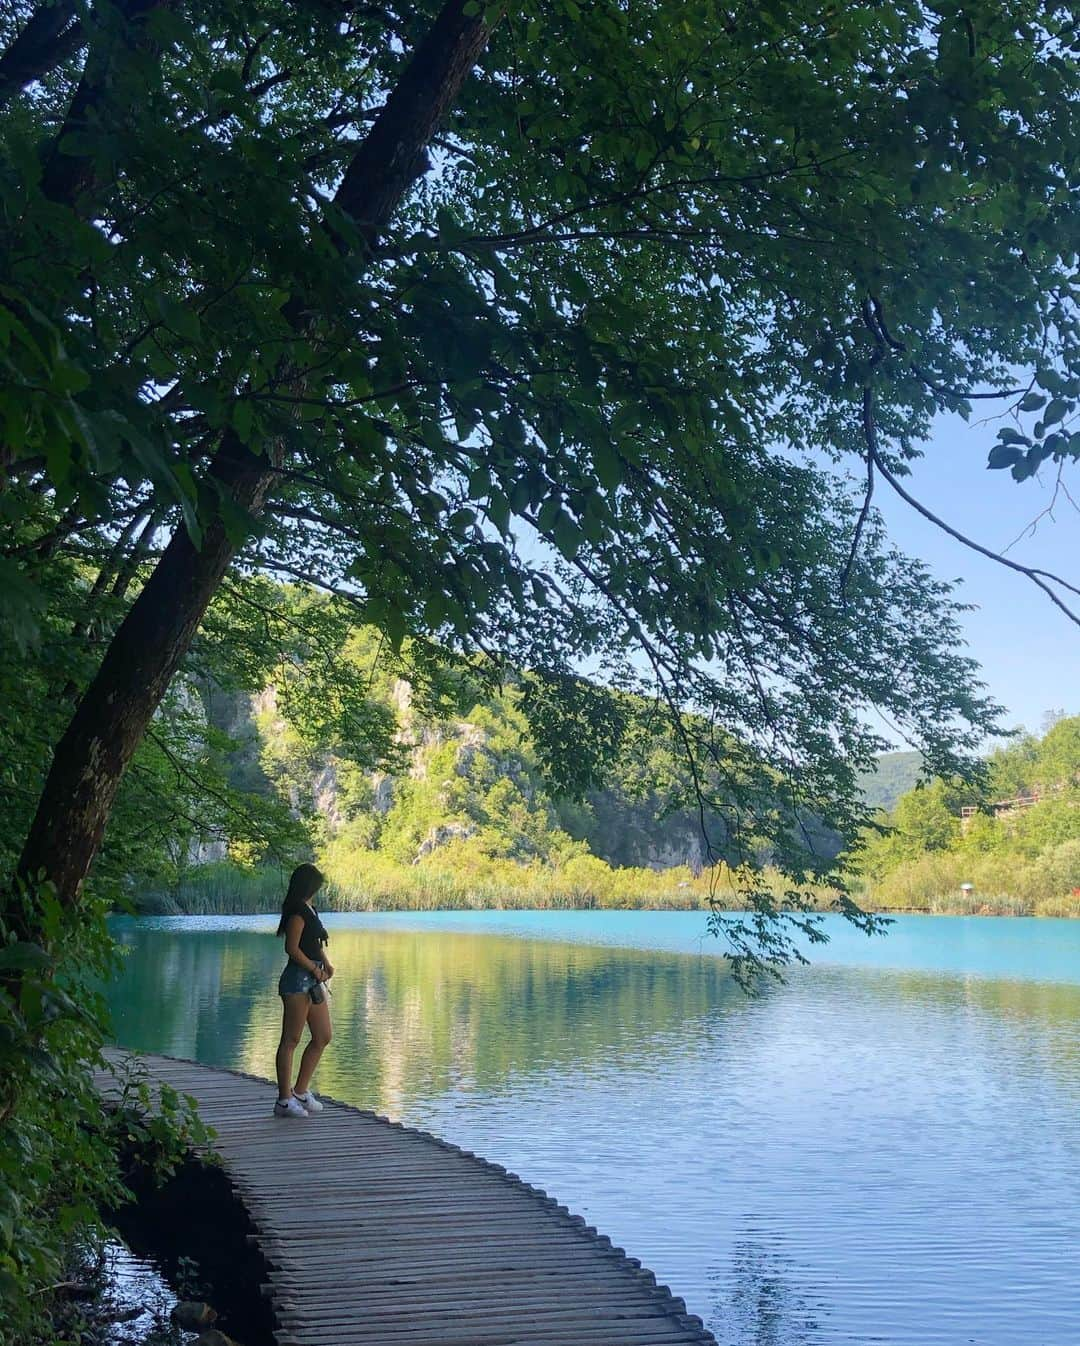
left=137, top=846, right=1080, bottom=919
left=138, top=861, right=289, bottom=914
left=853, top=842, right=1080, bottom=918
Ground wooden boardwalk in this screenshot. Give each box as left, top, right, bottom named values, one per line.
left=99, top=1051, right=716, bottom=1346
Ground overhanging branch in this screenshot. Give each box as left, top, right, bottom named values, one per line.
left=868, top=443, right=1080, bottom=630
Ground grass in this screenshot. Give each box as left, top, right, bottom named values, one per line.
left=139, top=851, right=758, bottom=916
left=136, top=848, right=1080, bottom=920
left=137, top=861, right=289, bottom=915
left=852, top=843, right=1080, bottom=918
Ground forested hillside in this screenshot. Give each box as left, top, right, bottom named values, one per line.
left=148, top=593, right=840, bottom=913
left=857, top=752, right=924, bottom=812
left=855, top=716, right=1080, bottom=915
left=7, top=558, right=1073, bottom=920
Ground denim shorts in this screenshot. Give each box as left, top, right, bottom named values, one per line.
left=278, top=961, right=321, bottom=997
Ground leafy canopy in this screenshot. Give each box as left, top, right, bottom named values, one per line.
left=8, top=0, right=1075, bottom=891
left=2, top=1, right=1079, bottom=1326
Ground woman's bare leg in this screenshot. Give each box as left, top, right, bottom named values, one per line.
left=295, top=999, right=332, bottom=1095
left=275, top=994, right=311, bottom=1098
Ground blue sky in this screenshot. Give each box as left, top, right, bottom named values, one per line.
left=517, top=408, right=1076, bottom=745
left=870, top=409, right=1078, bottom=737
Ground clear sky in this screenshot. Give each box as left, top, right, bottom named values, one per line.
left=869, top=408, right=1078, bottom=737
left=516, top=407, right=1076, bottom=743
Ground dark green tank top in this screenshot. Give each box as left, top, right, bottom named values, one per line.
left=291, top=905, right=328, bottom=964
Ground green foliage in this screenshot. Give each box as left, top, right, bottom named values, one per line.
left=10, top=0, right=1072, bottom=903
left=319, top=845, right=727, bottom=912
left=854, top=714, right=1080, bottom=913
left=141, top=861, right=286, bottom=915
left=893, top=783, right=961, bottom=855
left=137, top=629, right=861, bottom=918
left=3, top=0, right=1080, bottom=1316
left=856, top=752, right=925, bottom=813
left=0, top=883, right=211, bottom=1343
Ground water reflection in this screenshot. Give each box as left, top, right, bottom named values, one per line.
left=106, top=914, right=1080, bottom=1346
left=721, top=1235, right=830, bottom=1346
left=110, top=923, right=739, bottom=1115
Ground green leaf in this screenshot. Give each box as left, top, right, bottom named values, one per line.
left=552, top=509, right=582, bottom=558
left=0, top=560, right=46, bottom=652
left=536, top=494, right=561, bottom=532
left=987, top=444, right=1023, bottom=469
left=349, top=417, right=388, bottom=459
left=487, top=489, right=510, bottom=535
left=232, top=398, right=254, bottom=444
left=611, top=404, right=638, bottom=437
left=153, top=294, right=201, bottom=344
left=0, top=941, right=51, bottom=972
left=49, top=357, right=90, bottom=396
left=593, top=442, right=623, bottom=491
left=1042, top=398, right=1068, bottom=428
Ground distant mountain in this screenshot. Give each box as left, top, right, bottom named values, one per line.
left=856, top=751, right=924, bottom=813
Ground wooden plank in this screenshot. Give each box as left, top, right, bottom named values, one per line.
left=278, top=1325, right=709, bottom=1346
left=98, top=1050, right=715, bottom=1346
left=268, top=1271, right=668, bottom=1299
left=276, top=1302, right=681, bottom=1328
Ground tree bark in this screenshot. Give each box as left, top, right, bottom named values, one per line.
left=40, top=0, right=172, bottom=211
left=14, top=0, right=497, bottom=910
left=0, top=2, right=81, bottom=108
left=336, top=0, right=495, bottom=246
left=16, top=440, right=271, bottom=904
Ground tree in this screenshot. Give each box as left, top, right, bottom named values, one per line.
left=4, top=3, right=1080, bottom=954
left=988, top=732, right=1043, bottom=800
left=3, top=1, right=1079, bottom=1331
left=893, top=782, right=960, bottom=857
left=1036, top=717, right=1080, bottom=789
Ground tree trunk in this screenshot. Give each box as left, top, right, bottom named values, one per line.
left=16, top=440, right=272, bottom=905
left=0, top=2, right=81, bottom=109
left=14, top=0, right=497, bottom=912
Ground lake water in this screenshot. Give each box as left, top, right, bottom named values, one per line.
left=106, top=911, right=1080, bottom=1345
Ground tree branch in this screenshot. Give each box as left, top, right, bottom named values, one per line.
left=868, top=445, right=1080, bottom=629
left=0, top=1, right=81, bottom=108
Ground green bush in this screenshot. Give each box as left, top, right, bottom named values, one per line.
left=0, top=887, right=211, bottom=1344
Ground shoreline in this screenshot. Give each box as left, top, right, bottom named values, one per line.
left=124, top=899, right=1076, bottom=920
left=136, top=856, right=1080, bottom=922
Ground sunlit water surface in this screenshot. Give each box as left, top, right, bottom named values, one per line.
left=107, top=912, right=1080, bottom=1345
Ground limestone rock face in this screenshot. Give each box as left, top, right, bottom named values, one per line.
left=415, top=821, right=476, bottom=859
left=183, top=673, right=779, bottom=875
left=312, top=760, right=342, bottom=829
left=186, top=837, right=228, bottom=865
left=371, top=774, right=394, bottom=813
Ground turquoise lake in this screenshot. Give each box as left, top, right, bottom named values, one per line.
left=106, top=911, right=1080, bottom=1344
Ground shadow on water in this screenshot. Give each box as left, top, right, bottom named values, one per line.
left=111, top=1156, right=276, bottom=1346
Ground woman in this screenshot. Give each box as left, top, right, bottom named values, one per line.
left=273, top=863, right=334, bottom=1117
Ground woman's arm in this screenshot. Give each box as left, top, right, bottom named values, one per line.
left=283, top=914, right=326, bottom=978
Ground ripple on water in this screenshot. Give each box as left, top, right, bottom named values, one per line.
left=107, top=913, right=1080, bottom=1346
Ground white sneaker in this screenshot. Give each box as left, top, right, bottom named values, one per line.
left=294, top=1090, right=323, bottom=1113
left=273, top=1096, right=308, bottom=1118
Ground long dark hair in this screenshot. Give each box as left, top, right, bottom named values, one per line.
left=276, top=863, right=326, bottom=936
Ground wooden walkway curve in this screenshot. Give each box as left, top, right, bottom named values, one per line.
left=99, top=1051, right=717, bottom=1346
